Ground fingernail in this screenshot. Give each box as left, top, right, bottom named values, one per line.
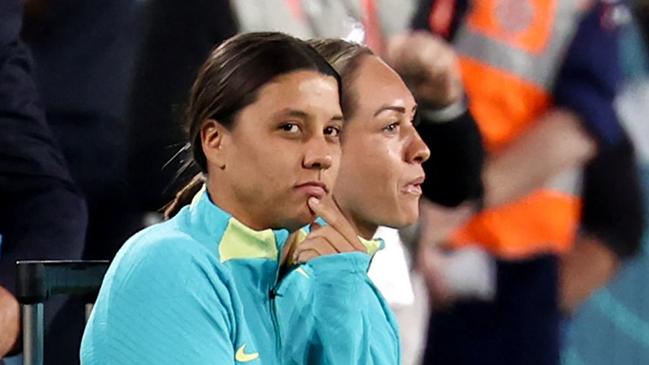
left=308, top=197, right=320, bottom=205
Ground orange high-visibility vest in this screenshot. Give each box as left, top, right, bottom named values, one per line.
left=446, top=0, right=588, bottom=259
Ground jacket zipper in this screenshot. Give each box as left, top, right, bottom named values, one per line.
left=269, top=248, right=283, bottom=363
left=269, top=288, right=281, bottom=356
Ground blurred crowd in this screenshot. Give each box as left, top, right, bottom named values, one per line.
left=1, top=0, right=648, bottom=364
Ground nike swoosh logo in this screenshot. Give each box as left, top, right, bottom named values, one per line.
left=235, top=344, right=259, bottom=363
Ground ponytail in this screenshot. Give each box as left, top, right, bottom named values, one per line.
left=163, top=173, right=206, bottom=219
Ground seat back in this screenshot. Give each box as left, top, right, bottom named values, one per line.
left=15, top=260, right=109, bottom=365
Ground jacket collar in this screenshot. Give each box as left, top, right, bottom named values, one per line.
left=188, top=186, right=289, bottom=263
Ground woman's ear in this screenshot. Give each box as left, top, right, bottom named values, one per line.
left=201, top=119, right=229, bottom=169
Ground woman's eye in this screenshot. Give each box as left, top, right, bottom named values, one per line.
left=383, top=121, right=400, bottom=133
left=280, top=123, right=300, bottom=133
left=324, top=126, right=341, bottom=138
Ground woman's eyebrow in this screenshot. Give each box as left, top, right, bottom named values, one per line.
left=373, top=105, right=405, bottom=117
left=275, top=108, right=310, bottom=119
left=275, top=108, right=343, bottom=122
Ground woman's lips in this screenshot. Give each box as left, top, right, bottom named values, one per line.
left=403, top=176, right=425, bottom=195
left=404, top=184, right=423, bottom=195
left=294, top=182, right=328, bottom=199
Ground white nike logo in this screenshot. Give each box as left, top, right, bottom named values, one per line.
left=235, top=344, right=259, bottom=363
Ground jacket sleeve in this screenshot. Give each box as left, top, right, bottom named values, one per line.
left=554, top=1, right=646, bottom=259
left=80, top=237, right=237, bottom=364
left=581, top=135, right=645, bottom=259
left=277, top=252, right=401, bottom=365
left=553, top=1, right=625, bottom=150
left=418, top=109, right=485, bottom=207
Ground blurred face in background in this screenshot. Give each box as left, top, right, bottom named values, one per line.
left=333, top=55, right=430, bottom=238
left=205, top=70, right=343, bottom=231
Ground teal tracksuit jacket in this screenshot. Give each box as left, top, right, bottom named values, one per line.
left=80, top=188, right=400, bottom=364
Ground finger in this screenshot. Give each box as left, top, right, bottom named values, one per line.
left=311, top=196, right=367, bottom=252
left=307, top=196, right=360, bottom=246
left=308, top=225, right=359, bottom=253
left=293, top=248, right=320, bottom=263
left=300, top=237, right=339, bottom=256
left=293, top=237, right=338, bottom=263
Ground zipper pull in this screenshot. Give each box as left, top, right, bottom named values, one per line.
left=269, top=288, right=284, bottom=299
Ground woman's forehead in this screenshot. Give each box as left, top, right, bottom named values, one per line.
left=238, top=70, right=342, bottom=120
left=259, top=71, right=339, bottom=101
left=351, top=57, right=415, bottom=114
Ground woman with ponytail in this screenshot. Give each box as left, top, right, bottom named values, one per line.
left=80, top=32, right=364, bottom=364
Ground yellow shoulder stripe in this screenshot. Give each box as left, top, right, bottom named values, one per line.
left=219, top=219, right=278, bottom=263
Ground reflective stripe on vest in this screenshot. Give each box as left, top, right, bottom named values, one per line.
left=451, top=168, right=584, bottom=260
left=446, top=0, right=587, bottom=258
left=455, top=0, right=584, bottom=150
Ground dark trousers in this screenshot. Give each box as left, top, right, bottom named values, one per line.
left=423, top=255, right=560, bottom=365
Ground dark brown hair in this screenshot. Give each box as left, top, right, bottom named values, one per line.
left=165, top=32, right=342, bottom=218
left=308, top=39, right=373, bottom=118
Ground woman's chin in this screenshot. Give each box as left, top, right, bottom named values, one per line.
left=392, top=209, right=419, bottom=229
left=291, top=208, right=318, bottom=230
left=375, top=213, right=417, bottom=231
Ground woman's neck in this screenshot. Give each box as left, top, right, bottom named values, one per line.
left=207, top=180, right=269, bottom=231
left=347, top=214, right=379, bottom=241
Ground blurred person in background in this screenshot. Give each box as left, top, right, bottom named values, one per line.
left=562, top=1, right=649, bottom=364
left=231, top=0, right=416, bottom=53
left=0, top=0, right=87, bottom=363
left=21, top=0, right=142, bottom=263
left=396, top=0, right=646, bottom=364
left=15, top=0, right=142, bottom=362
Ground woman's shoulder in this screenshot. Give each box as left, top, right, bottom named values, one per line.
left=105, top=219, right=233, bottom=298
left=83, top=221, right=240, bottom=364
left=120, top=219, right=204, bottom=260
